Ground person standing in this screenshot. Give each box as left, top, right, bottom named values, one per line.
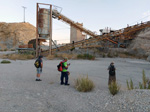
left=36, top=55, right=43, bottom=81
left=60, top=57, right=70, bottom=85
left=107, top=62, right=116, bottom=85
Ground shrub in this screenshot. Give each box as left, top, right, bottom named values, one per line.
left=142, top=70, right=147, bottom=89
left=138, top=70, right=150, bottom=89
left=127, top=70, right=150, bottom=90
left=77, top=54, right=95, bottom=60
left=7, top=54, right=34, bottom=60
left=108, top=81, right=120, bottom=95
left=126, top=78, right=134, bottom=90
left=74, top=75, right=95, bottom=92
left=1, top=60, right=11, bottom=64
left=114, top=53, right=118, bottom=57
left=47, top=55, right=55, bottom=60
left=10, top=49, right=15, bottom=51
left=77, top=54, right=83, bottom=59
left=107, top=52, right=113, bottom=58
left=102, top=53, right=105, bottom=58
left=70, top=47, right=75, bottom=51
left=57, top=53, right=77, bottom=59
left=4, top=48, right=8, bottom=51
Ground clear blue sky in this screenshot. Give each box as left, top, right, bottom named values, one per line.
left=0, top=0, right=150, bottom=43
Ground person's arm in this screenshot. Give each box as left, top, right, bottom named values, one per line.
left=41, top=62, right=43, bottom=68
left=64, top=62, right=69, bottom=69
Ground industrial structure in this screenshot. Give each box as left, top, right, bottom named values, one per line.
left=70, top=22, right=86, bottom=43
left=35, top=3, right=150, bottom=57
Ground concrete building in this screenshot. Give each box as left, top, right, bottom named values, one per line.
left=70, top=22, right=86, bottom=43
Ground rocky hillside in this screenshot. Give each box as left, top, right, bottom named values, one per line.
left=127, top=27, right=150, bottom=57
left=0, top=22, right=36, bottom=50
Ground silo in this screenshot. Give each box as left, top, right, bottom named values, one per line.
left=38, top=8, right=50, bottom=38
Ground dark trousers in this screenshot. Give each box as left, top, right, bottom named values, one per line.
left=60, top=72, right=68, bottom=84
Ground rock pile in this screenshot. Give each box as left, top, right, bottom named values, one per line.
left=127, top=27, right=150, bottom=60
left=0, top=22, right=36, bottom=50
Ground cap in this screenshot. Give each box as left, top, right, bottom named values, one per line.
left=39, top=55, right=43, bottom=58
left=64, top=57, right=68, bottom=60
left=111, top=62, right=114, bottom=64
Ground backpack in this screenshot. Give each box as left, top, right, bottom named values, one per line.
left=57, top=61, right=64, bottom=72
left=34, top=59, right=40, bottom=68
left=109, top=65, right=115, bottom=75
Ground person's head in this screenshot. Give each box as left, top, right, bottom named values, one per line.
left=111, top=62, right=114, bottom=65
left=39, top=55, right=43, bottom=59
left=64, top=57, right=68, bottom=62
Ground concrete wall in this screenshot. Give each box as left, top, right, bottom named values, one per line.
left=70, top=23, right=85, bottom=43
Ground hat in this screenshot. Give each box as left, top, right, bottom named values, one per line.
left=111, top=62, right=114, bottom=64
left=64, top=57, right=68, bottom=60
left=39, top=55, right=43, bottom=58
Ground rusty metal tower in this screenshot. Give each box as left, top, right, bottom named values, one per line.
left=36, top=3, right=53, bottom=57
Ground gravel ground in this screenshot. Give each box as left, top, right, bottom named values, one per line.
left=0, top=57, right=150, bottom=112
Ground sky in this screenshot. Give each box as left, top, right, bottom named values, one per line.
left=0, top=0, right=150, bottom=44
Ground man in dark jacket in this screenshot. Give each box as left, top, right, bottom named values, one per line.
left=36, top=55, right=43, bottom=81
left=107, top=62, right=116, bottom=85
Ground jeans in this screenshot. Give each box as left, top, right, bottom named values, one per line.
left=60, top=72, right=68, bottom=84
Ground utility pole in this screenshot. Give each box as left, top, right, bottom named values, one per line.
left=22, top=6, right=27, bottom=23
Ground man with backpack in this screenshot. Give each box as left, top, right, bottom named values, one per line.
left=107, top=62, right=116, bottom=85
left=35, top=55, right=43, bottom=81
left=60, top=57, right=70, bottom=85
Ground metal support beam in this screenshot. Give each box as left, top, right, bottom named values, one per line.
left=49, top=5, right=52, bottom=55
left=36, top=3, right=39, bottom=57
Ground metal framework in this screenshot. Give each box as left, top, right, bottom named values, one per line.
left=49, top=21, right=150, bottom=54
left=36, top=4, right=150, bottom=56
left=36, top=3, right=53, bottom=57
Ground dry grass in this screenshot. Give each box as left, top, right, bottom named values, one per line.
left=126, top=70, right=150, bottom=90
left=77, top=54, right=95, bottom=60
left=0, top=54, right=34, bottom=60
left=109, top=81, right=120, bottom=96
left=74, top=75, right=95, bottom=92
left=57, top=53, right=77, bottom=59
left=46, top=55, right=55, bottom=60
left=46, top=53, right=77, bottom=60
left=126, top=78, right=134, bottom=90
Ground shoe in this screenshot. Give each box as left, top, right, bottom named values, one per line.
left=65, top=84, right=70, bottom=86
left=60, top=83, right=64, bottom=85
left=35, top=79, right=42, bottom=81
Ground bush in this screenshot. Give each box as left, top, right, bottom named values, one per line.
left=47, top=55, right=55, bottom=60
left=70, top=47, right=75, bottom=51
left=127, top=70, right=150, bottom=90
left=77, top=54, right=95, bottom=60
left=7, top=54, right=34, bottom=60
left=108, top=81, right=120, bottom=95
left=126, top=78, right=134, bottom=90
left=1, top=60, right=11, bottom=64
left=107, top=52, right=113, bottom=58
left=77, top=54, right=84, bottom=59
left=74, top=75, right=95, bottom=92
left=138, top=70, right=150, bottom=89
left=102, top=53, right=105, bottom=58
left=4, top=48, right=8, bottom=51
left=57, top=53, right=77, bottom=59
left=11, top=49, right=15, bottom=51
